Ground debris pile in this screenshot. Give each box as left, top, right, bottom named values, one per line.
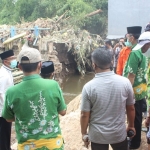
left=0, top=15, right=104, bottom=83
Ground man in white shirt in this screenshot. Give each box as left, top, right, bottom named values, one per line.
left=0, top=50, right=17, bottom=150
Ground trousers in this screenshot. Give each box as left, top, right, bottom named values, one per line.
left=129, top=99, right=144, bottom=149
left=91, top=138, right=128, bottom=150
left=0, top=117, right=12, bottom=150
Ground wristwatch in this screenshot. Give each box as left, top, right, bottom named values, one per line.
left=83, top=134, right=89, bottom=141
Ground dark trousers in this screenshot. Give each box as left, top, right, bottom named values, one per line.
left=91, top=138, right=128, bottom=150
left=129, top=99, right=144, bottom=149
left=113, top=67, right=116, bottom=73
left=0, top=117, right=12, bottom=150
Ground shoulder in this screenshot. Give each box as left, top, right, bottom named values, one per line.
left=120, top=47, right=130, bottom=56
left=120, top=47, right=128, bottom=52
left=6, top=79, right=60, bottom=95
left=130, top=49, right=145, bottom=61
left=114, top=75, right=132, bottom=89
left=114, top=74, right=128, bottom=80
left=6, top=85, right=15, bottom=95
left=128, top=49, right=141, bottom=59
left=0, top=67, right=8, bottom=80
left=41, top=78, right=58, bottom=85
left=119, top=75, right=130, bottom=81
left=83, top=79, right=94, bottom=90
left=114, top=74, right=130, bottom=83
left=39, top=78, right=60, bottom=89
left=131, top=49, right=141, bottom=54
left=0, top=66, right=7, bottom=75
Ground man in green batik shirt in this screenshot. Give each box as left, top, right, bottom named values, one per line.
left=2, top=47, right=67, bottom=150
left=147, top=58, right=150, bottom=107
left=123, top=26, right=142, bottom=150
left=145, top=23, right=150, bottom=109
left=123, top=29, right=150, bottom=149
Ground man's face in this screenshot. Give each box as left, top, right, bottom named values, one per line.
left=127, top=34, right=134, bottom=43
left=124, top=34, right=130, bottom=42
left=142, top=43, right=150, bottom=53
left=119, top=39, right=125, bottom=47
left=105, top=43, right=111, bottom=49
left=3, top=56, right=16, bottom=68
left=126, top=34, right=130, bottom=39
left=119, top=39, right=124, bottom=43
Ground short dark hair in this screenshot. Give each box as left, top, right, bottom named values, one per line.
left=119, top=38, right=124, bottom=41
left=130, top=33, right=140, bottom=40
left=91, top=47, right=113, bottom=69
left=40, top=73, right=52, bottom=79
left=20, top=56, right=39, bottom=72
left=105, top=40, right=112, bottom=46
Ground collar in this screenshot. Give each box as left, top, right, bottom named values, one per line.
left=2, top=65, right=12, bottom=71
left=23, top=74, right=41, bottom=81
left=131, top=43, right=137, bottom=49
left=95, top=71, right=115, bottom=78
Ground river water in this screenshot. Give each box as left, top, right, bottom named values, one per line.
left=61, top=73, right=94, bottom=104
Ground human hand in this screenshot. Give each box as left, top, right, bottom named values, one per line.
left=126, top=126, right=136, bottom=138
left=82, top=134, right=90, bottom=149
left=145, top=117, right=150, bottom=127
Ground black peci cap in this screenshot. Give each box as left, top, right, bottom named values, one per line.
left=41, top=61, right=54, bottom=75
left=127, top=26, right=142, bottom=34
left=0, top=50, right=15, bottom=60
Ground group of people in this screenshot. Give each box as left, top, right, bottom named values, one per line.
left=0, top=47, right=66, bottom=150
left=0, top=24, right=150, bottom=150
left=80, top=24, right=150, bottom=150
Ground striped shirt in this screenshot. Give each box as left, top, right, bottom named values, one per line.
left=81, top=71, right=134, bottom=144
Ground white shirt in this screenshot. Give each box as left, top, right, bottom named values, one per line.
left=0, top=65, right=14, bottom=117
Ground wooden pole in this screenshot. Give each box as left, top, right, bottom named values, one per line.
left=85, top=9, right=103, bottom=17
left=3, top=32, right=26, bottom=45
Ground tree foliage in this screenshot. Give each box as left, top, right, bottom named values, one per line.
left=0, top=0, right=108, bottom=35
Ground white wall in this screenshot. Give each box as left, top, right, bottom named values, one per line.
left=107, top=0, right=150, bottom=39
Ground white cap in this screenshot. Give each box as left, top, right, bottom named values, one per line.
left=18, top=47, right=43, bottom=63
left=133, top=32, right=150, bottom=50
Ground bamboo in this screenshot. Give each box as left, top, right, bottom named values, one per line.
left=56, top=11, right=68, bottom=23
left=86, top=9, right=103, bottom=17
left=3, top=32, right=26, bottom=45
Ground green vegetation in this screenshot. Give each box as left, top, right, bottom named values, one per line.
left=0, top=0, right=108, bottom=35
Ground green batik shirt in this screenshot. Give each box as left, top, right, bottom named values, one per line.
left=147, top=58, right=150, bottom=106
left=123, top=49, right=148, bottom=101
left=2, top=75, right=66, bottom=150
